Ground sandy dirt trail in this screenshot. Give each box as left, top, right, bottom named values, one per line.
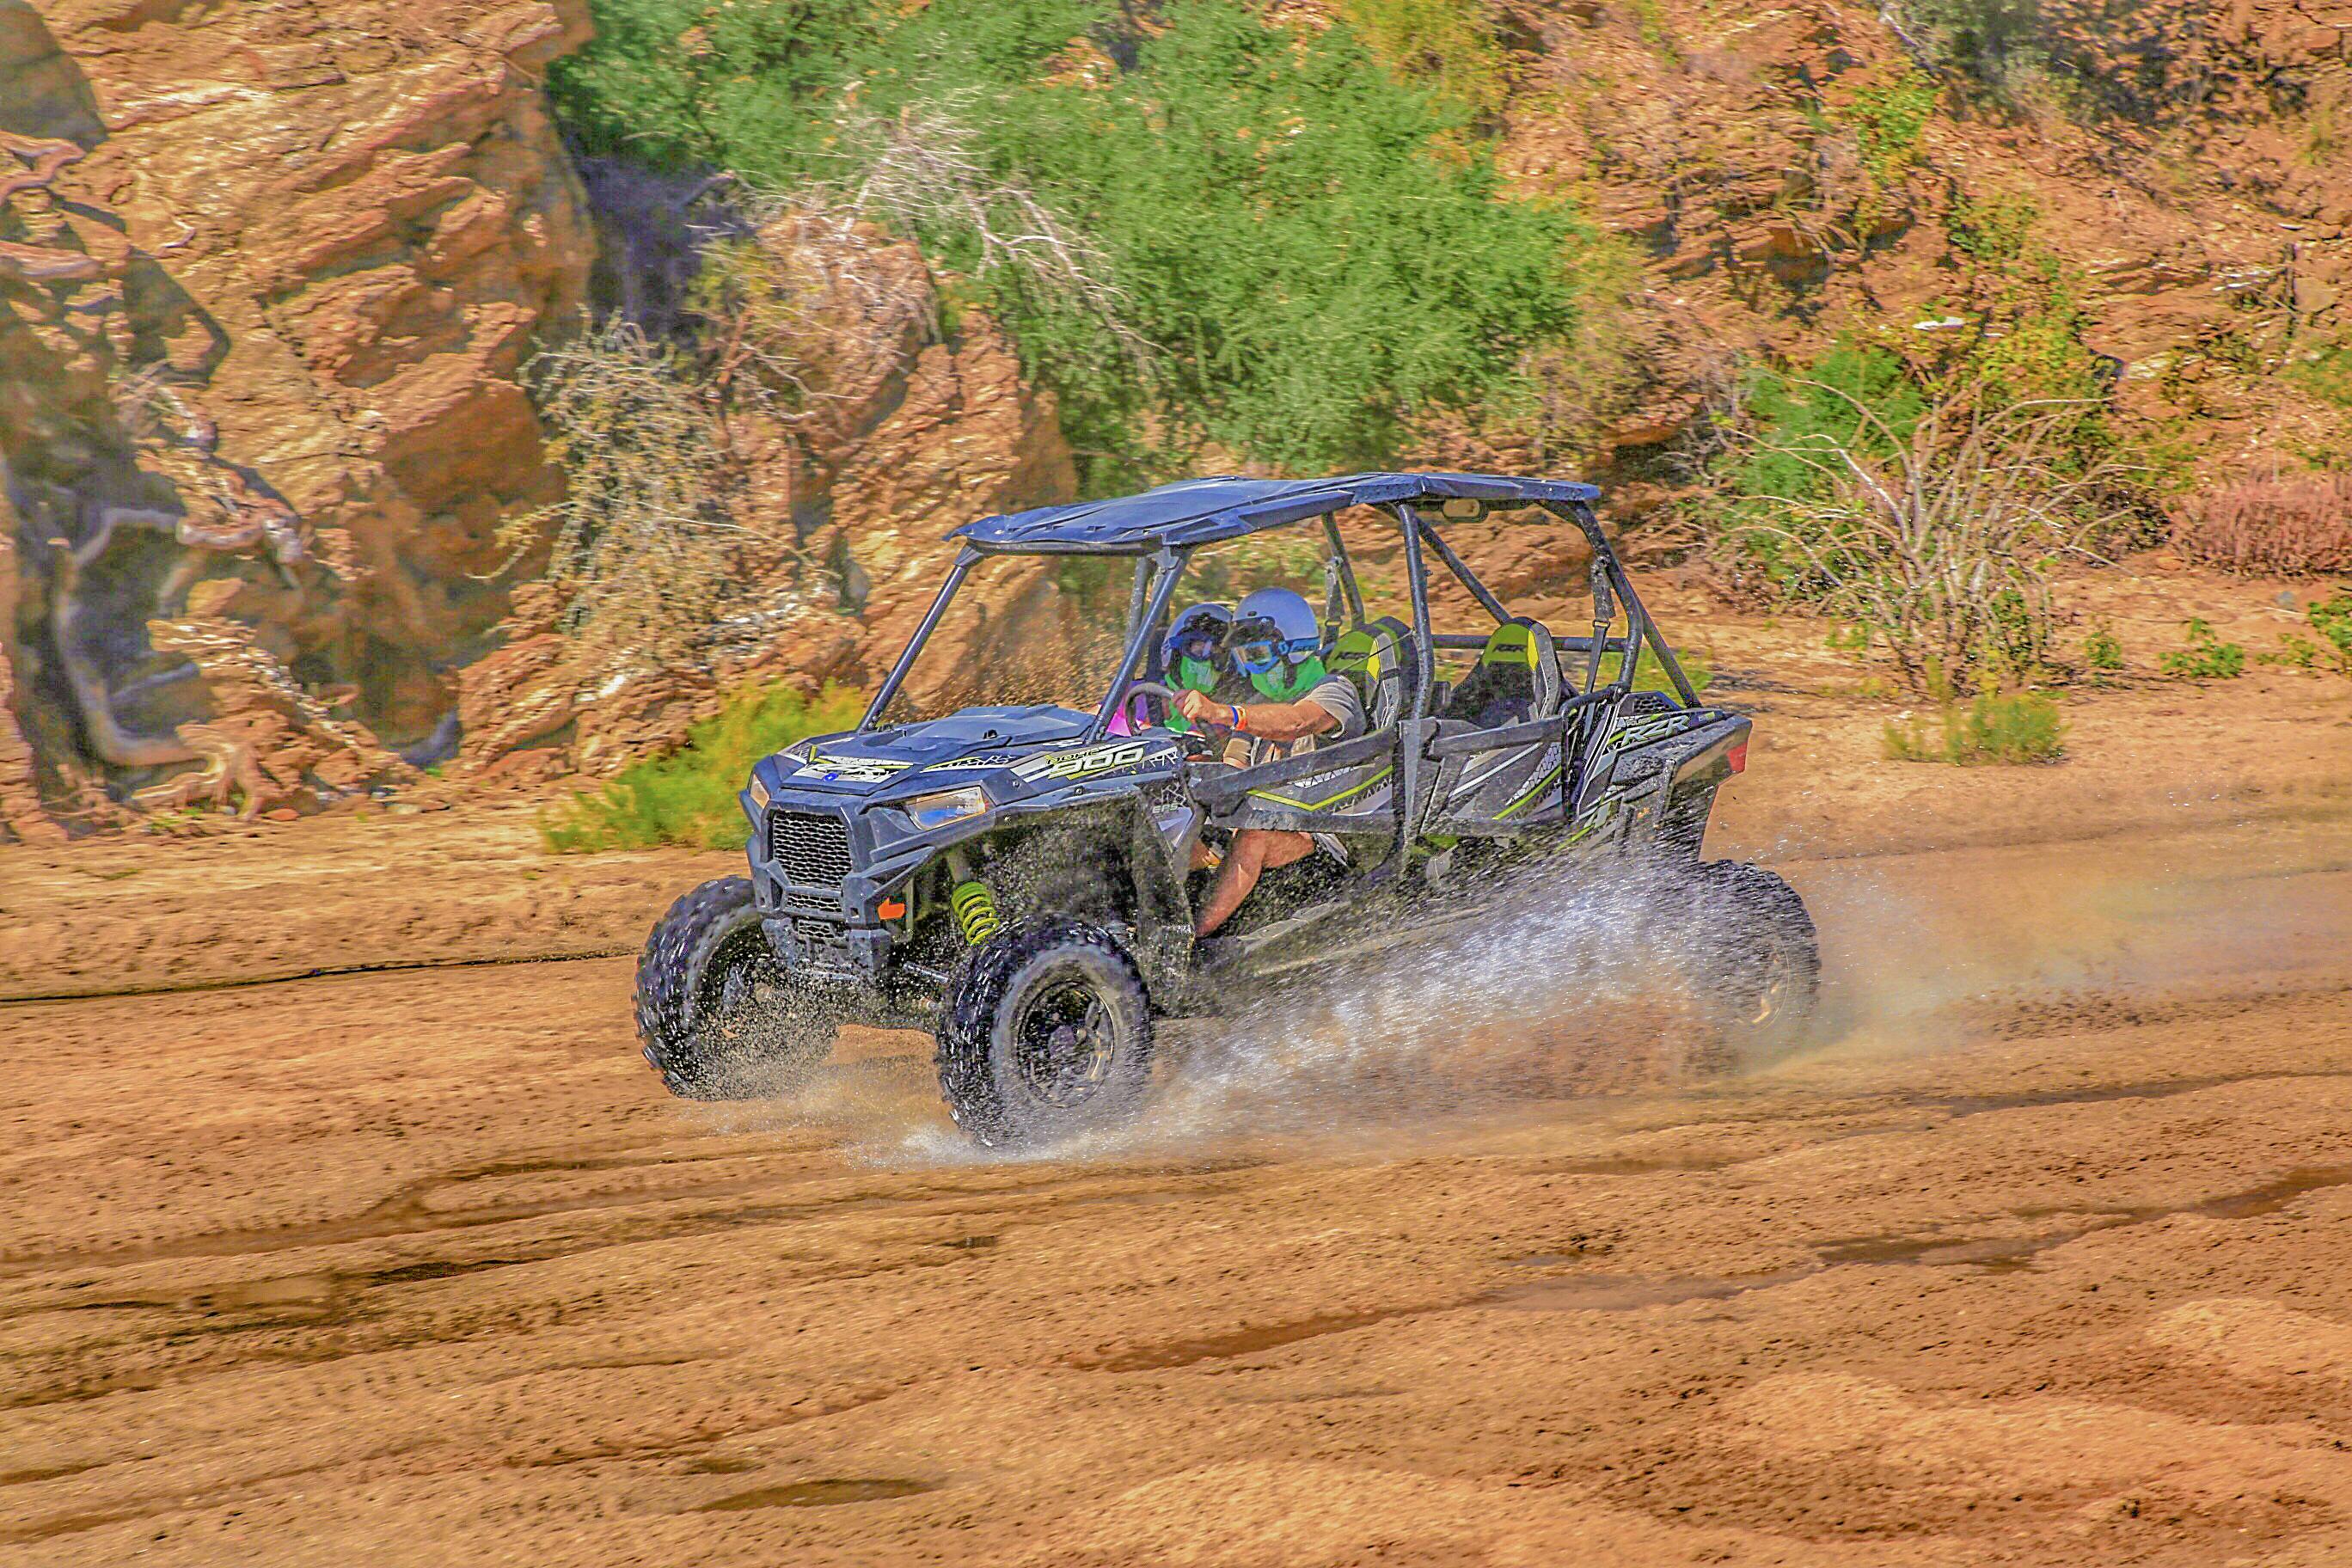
left=2, top=812, right=2349, bottom=1566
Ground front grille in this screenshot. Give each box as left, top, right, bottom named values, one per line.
left=767, top=809, right=853, bottom=887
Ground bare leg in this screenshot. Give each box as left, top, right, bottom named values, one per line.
left=1195, top=828, right=1315, bottom=936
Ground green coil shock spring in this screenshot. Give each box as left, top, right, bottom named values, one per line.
left=950, top=879, right=1001, bottom=946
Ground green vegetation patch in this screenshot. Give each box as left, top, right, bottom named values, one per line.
left=1338, top=0, right=1510, bottom=122
left=541, top=683, right=867, bottom=853
left=2276, top=590, right=2352, bottom=675
left=2284, top=340, right=2352, bottom=409
left=1841, top=70, right=1939, bottom=181
left=553, top=0, right=1585, bottom=486
left=2159, top=618, right=2247, bottom=682
left=1883, top=685, right=2066, bottom=765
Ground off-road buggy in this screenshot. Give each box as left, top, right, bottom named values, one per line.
left=634, top=473, right=1818, bottom=1144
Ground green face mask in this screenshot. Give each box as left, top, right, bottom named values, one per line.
left=1249, top=654, right=1326, bottom=702
left=1165, top=654, right=1219, bottom=732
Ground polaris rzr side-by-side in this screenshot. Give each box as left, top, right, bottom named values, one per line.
left=633, top=473, right=1819, bottom=1145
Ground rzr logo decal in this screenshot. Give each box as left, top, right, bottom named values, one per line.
left=1596, top=713, right=1692, bottom=758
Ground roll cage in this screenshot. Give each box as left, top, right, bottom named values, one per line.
left=856, top=471, right=1701, bottom=865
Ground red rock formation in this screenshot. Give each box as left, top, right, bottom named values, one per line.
left=0, top=0, right=591, bottom=836
left=451, top=211, right=1081, bottom=782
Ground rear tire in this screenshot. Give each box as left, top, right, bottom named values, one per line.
left=635, top=876, right=836, bottom=1100
left=936, top=919, right=1155, bottom=1148
left=1683, top=860, right=1819, bottom=1067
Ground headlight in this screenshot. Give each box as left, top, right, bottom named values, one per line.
left=747, top=771, right=771, bottom=810
left=902, top=785, right=989, bottom=831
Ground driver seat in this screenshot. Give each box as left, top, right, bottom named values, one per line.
left=1439, top=618, right=1559, bottom=728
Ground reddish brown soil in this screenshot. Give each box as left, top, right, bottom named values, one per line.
left=2, top=575, right=2348, bottom=1566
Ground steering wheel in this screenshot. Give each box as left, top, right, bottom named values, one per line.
left=1112, top=680, right=1217, bottom=756
left=1120, top=679, right=1175, bottom=708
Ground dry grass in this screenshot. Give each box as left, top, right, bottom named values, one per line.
left=2169, top=474, right=2352, bottom=575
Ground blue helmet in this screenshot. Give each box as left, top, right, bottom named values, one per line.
left=1227, top=587, right=1322, bottom=680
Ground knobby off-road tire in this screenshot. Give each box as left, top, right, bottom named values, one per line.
left=935, top=919, right=1155, bottom=1148
left=635, top=876, right=835, bottom=1100
left=1684, top=860, right=1820, bottom=1069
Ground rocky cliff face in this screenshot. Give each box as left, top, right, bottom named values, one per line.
left=1472, top=0, right=2352, bottom=486
left=3, top=0, right=2344, bottom=835
left=0, top=0, right=591, bottom=833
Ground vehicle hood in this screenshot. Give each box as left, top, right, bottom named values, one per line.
left=763, top=706, right=1096, bottom=798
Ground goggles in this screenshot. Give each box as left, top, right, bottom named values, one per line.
left=1167, top=628, right=1224, bottom=665
left=1228, top=634, right=1319, bottom=677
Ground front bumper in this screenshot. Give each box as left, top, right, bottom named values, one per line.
left=746, top=794, right=941, bottom=987
left=763, top=914, right=893, bottom=985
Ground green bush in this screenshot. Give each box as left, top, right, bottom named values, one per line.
left=2308, top=590, right=2352, bottom=673
left=1842, top=70, right=1939, bottom=181
left=2159, top=618, right=2247, bottom=682
left=2081, top=621, right=2123, bottom=677
left=1883, top=683, right=2065, bottom=764
left=540, top=683, right=867, bottom=853
left=2261, top=595, right=2352, bottom=677
left=1727, top=346, right=1925, bottom=534
left=552, top=0, right=1586, bottom=485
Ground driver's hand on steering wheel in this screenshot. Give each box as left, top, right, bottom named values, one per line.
left=1175, top=688, right=1231, bottom=728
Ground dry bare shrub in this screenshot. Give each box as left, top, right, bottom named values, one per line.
left=505, top=192, right=949, bottom=683
left=2169, top=474, right=2352, bottom=576
left=827, top=98, right=1154, bottom=374
left=695, top=198, right=934, bottom=456
left=501, top=318, right=775, bottom=676
left=1722, top=380, right=2139, bottom=687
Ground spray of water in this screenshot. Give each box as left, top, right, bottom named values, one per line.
left=688, top=814, right=2352, bottom=1166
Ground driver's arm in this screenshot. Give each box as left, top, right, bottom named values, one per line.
left=1175, top=687, right=1341, bottom=744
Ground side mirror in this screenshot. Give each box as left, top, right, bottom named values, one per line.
left=1439, top=497, right=1486, bottom=522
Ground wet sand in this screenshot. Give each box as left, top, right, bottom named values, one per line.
left=3, top=809, right=2349, bottom=1565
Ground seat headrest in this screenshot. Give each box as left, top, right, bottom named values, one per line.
left=1468, top=617, right=1559, bottom=719
left=1326, top=615, right=1416, bottom=728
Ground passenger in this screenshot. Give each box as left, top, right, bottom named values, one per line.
left=1160, top=602, right=1235, bottom=735
left=1174, top=586, right=1365, bottom=937
left=1108, top=602, right=1231, bottom=737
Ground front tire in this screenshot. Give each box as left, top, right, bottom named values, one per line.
left=936, top=920, right=1155, bottom=1148
left=635, top=876, right=835, bottom=1100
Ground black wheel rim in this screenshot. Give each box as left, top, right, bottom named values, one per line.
left=1740, top=940, right=1796, bottom=1028
left=701, top=938, right=777, bottom=1042
left=1010, top=972, right=1118, bottom=1108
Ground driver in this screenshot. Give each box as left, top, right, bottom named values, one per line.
left=1174, top=586, right=1365, bottom=937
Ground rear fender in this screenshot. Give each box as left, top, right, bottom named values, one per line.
left=1649, top=714, right=1751, bottom=856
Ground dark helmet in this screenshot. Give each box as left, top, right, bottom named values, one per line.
left=1160, top=602, right=1232, bottom=684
